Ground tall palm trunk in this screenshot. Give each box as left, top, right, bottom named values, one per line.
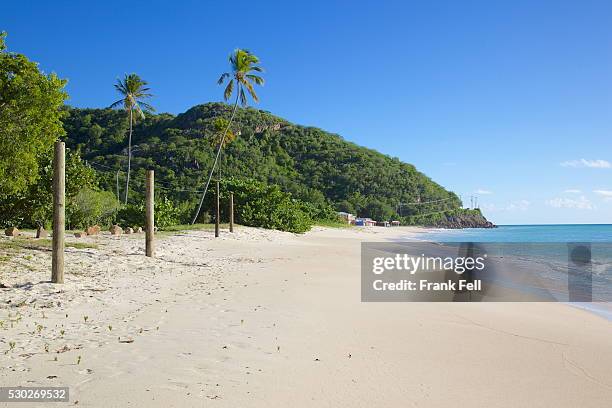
left=218, top=147, right=223, bottom=181
left=124, top=107, right=133, bottom=204
left=191, top=85, right=240, bottom=224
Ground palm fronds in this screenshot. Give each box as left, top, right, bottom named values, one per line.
left=110, top=73, right=154, bottom=115
left=219, top=49, right=264, bottom=106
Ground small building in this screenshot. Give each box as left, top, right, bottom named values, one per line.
left=391, top=220, right=401, bottom=226
left=356, top=218, right=376, bottom=227
left=361, top=218, right=376, bottom=227
left=377, top=221, right=390, bottom=227
left=337, top=212, right=356, bottom=225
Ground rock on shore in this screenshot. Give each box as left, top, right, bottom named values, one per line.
left=426, top=210, right=496, bottom=229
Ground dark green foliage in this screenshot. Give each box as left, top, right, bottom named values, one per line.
left=115, top=203, right=144, bottom=228
left=116, top=196, right=183, bottom=229
left=200, top=178, right=312, bottom=233
left=363, top=201, right=395, bottom=222
left=405, top=208, right=494, bottom=229
left=61, top=107, right=130, bottom=157
left=62, top=102, right=463, bottom=226
left=0, top=148, right=98, bottom=228
left=299, top=200, right=339, bottom=224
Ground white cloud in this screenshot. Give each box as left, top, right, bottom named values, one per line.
left=560, top=159, right=611, bottom=168
left=594, top=189, right=612, bottom=197
left=594, top=190, right=612, bottom=202
left=563, top=189, right=581, bottom=194
left=482, top=200, right=530, bottom=212
left=475, top=189, right=493, bottom=195
left=506, top=200, right=531, bottom=211
left=546, top=196, right=594, bottom=210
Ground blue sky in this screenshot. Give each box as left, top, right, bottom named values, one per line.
left=4, top=0, right=612, bottom=224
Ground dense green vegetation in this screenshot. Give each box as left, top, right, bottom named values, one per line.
left=0, top=148, right=100, bottom=229
left=61, top=102, right=468, bottom=228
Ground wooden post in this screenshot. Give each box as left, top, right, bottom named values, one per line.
left=51, top=141, right=65, bottom=284
left=215, top=180, right=220, bottom=238
left=229, top=192, right=234, bottom=233
left=145, top=170, right=154, bottom=257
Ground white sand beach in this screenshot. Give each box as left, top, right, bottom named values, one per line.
left=1, top=226, right=611, bottom=407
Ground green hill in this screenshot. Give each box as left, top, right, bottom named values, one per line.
left=62, top=102, right=491, bottom=227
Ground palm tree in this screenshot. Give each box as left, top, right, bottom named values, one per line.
left=210, top=117, right=237, bottom=149
left=110, top=74, right=154, bottom=204
left=191, top=49, right=264, bottom=224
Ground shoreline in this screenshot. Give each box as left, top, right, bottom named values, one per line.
left=1, top=226, right=611, bottom=407
left=383, top=226, right=612, bottom=321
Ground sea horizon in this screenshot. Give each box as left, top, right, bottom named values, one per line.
left=497, top=223, right=612, bottom=226
left=414, top=223, right=612, bottom=243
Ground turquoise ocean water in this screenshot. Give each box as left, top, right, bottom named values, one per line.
left=408, top=224, right=612, bottom=320
left=412, top=224, right=612, bottom=243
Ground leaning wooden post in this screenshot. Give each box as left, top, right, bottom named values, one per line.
left=215, top=181, right=220, bottom=238
left=145, top=170, right=155, bottom=257
left=51, top=141, right=65, bottom=284
left=229, top=192, right=234, bottom=233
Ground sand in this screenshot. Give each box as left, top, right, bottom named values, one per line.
left=0, top=226, right=611, bottom=407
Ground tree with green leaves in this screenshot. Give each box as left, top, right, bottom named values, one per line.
left=0, top=31, right=67, bottom=198
left=68, top=187, right=120, bottom=229
left=192, top=49, right=264, bottom=224
left=210, top=117, right=237, bottom=149
left=110, top=74, right=154, bottom=204
left=0, top=147, right=99, bottom=228
left=210, top=117, right=237, bottom=180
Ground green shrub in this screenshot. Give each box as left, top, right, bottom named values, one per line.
left=198, top=177, right=313, bottom=233
left=116, top=196, right=182, bottom=229
left=154, top=197, right=182, bottom=228
left=299, top=200, right=339, bottom=223
left=67, top=188, right=120, bottom=229
left=115, top=203, right=144, bottom=228
left=0, top=149, right=98, bottom=228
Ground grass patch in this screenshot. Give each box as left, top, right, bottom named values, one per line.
left=66, top=241, right=98, bottom=249
left=156, top=223, right=232, bottom=237
left=314, top=219, right=353, bottom=229
left=0, top=238, right=97, bottom=251
left=160, top=223, right=218, bottom=232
